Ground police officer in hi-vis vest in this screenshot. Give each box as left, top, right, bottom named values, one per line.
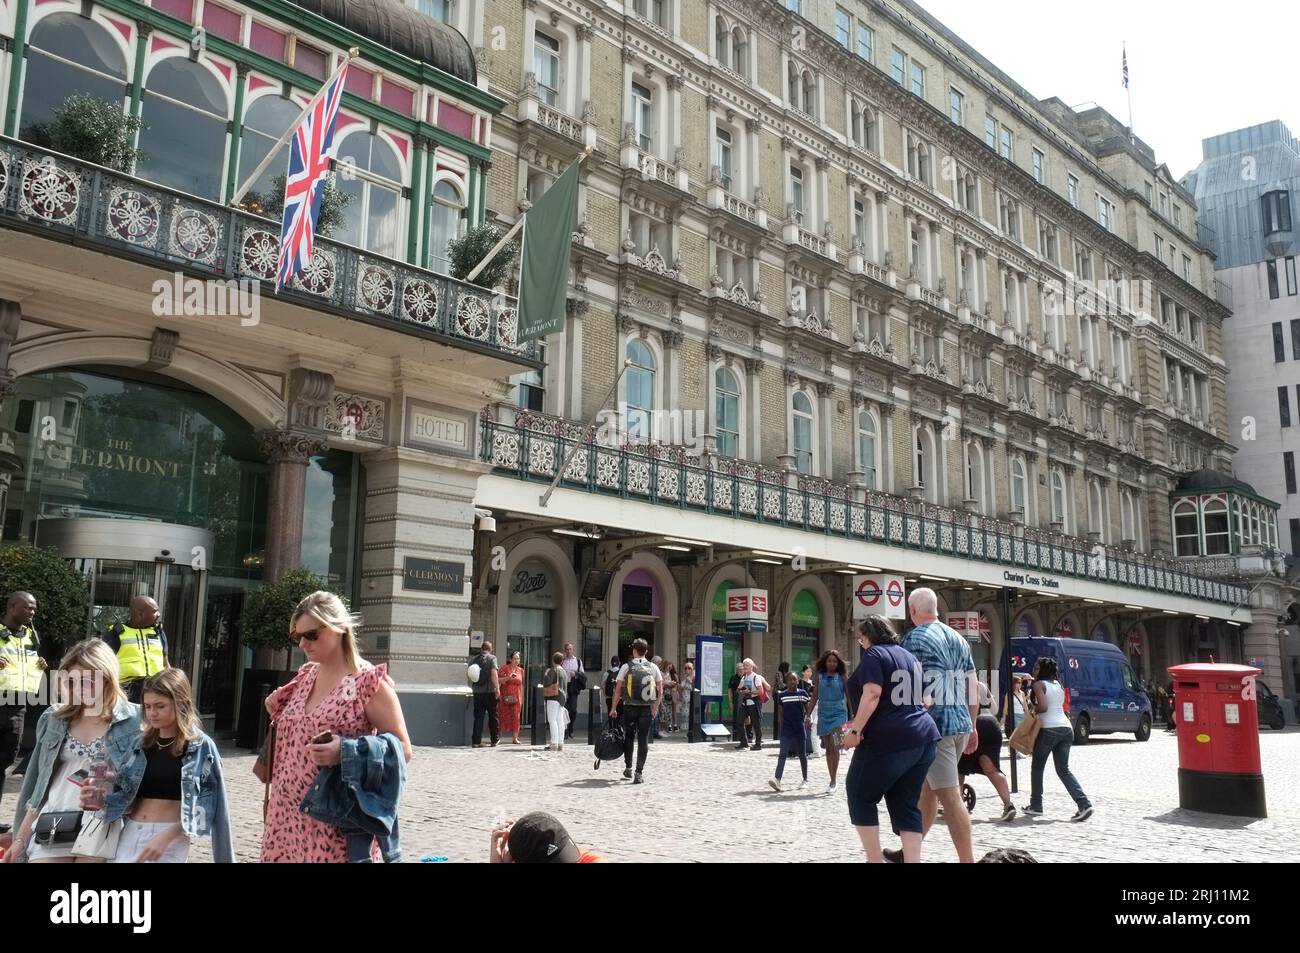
left=101, top=595, right=169, bottom=704
left=1, top=592, right=47, bottom=807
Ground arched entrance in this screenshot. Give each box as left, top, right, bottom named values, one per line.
left=607, top=552, right=679, bottom=668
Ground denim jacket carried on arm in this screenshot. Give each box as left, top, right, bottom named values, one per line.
left=99, top=731, right=235, bottom=863
left=13, top=699, right=140, bottom=837
left=299, top=732, right=406, bottom=863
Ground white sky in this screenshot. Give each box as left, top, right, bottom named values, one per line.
left=913, top=0, right=1298, bottom=179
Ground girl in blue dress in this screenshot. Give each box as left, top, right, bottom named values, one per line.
left=807, top=649, right=852, bottom=795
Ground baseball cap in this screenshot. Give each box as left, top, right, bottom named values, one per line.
left=507, top=812, right=581, bottom=863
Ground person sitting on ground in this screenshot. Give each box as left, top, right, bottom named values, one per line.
left=489, top=811, right=604, bottom=863
left=977, top=847, right=1037, bottom=863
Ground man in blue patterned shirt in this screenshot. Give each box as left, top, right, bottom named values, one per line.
left=885, top=588, right=978, bottom=864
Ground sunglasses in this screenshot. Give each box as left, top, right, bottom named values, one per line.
left=292, top=625, right=329, bottom=643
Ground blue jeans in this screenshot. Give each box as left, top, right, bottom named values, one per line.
left=846, top=741, right=938, bottom=833
left=1030, top=726, right=1091, bottom=811
left=775, top=733, right=807, bottom=781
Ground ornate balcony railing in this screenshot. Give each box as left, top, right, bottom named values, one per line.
left=480, top=412, right=1246, bottom=607
left=0, top=138, right=536, bottom=363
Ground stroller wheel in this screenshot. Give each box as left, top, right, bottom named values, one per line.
left=962, top=783, right=976, bottom=813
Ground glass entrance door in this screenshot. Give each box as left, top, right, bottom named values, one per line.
left=36, top=517, right=212, bottom=719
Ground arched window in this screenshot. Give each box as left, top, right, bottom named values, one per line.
left=1121, top=489, right=1135, bottom=542
left=19, top=13, right=128, bottom=144
left=1233, top=498, right=1244, bottom=549
left=915, top=426, right=937, bottom=501
left=731, top=27, right=747, bottom=75
left=334, top=131, right=404, bottom=258
left=138, top=58, right=229, bottom=199
left=1050, top=468, right=1067, bottom=526
left=428, top=178, right=467, bottom=274
left=1173, top=499, right=1200, bottom=556
left=1251, top=504, right=1261, bottom=545
left=715, top=367, right=740, bottom=458
left=1010, top=457, right=1027, bottom=514
left=966, top=441, right=985, bottom=511
left=857, top=411, right=878, bottom=489
left=1087, top=481, right=1102, bottom=536
left=1204, top=499, right=1229, bottom=555
left=787, top=61, right=799, bottom=106
left=714, top=16, right=728, bottom=62
left=236, top=94, right=304, bottom=214
left=801, top=70, right=816, bottom=116
left=792, top=391, right=814, bottom=474
left=626, top=338, right=656, bottom=441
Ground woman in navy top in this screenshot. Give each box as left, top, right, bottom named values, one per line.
left=842, top=616, right=941, bottom=863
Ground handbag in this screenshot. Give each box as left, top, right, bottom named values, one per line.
left=1008, top=704, right=1041, bottom=756
left=253, top=720, right=277, bottom=819
left=72, top=814, right=123, bottom=859
left=542, top=670, right=561, bottom=699
left=501, top=667, right=520, bottom=705
left=33, top=810, right=83, bottom=846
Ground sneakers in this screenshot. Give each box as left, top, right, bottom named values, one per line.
left=881, top=847, right=903, bottom=864
left=797, top=778, right=807, bottom=790
left=825, top=782, right=838, bottom=796
left=768, top=778, right=782, bottom=792
left=1071, top=806, right=1094, bottom=822
left=1021, top=805, right=1044, bottom=816
left=999, top=803, right=1018, bottom=822
left=633, top=773, right=644, bottom=784
left=736, top=742, right=750, bottom=750
left=622, top=767, right=633, bottom=780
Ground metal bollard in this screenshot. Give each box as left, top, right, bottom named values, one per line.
left=689, top=688, right=700, bottom=743
left=587, top=687, right=601, bottom=747
left=531, top=684, right=544, bottom=746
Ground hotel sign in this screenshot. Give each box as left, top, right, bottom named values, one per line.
left=402, top=557, right=466, bottom=594
left=404, top=400, right=475, bottom=458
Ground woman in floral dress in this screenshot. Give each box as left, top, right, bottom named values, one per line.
left=498, top=651, right=525, bottom=744
left=261, top=592, right=412, bottom=863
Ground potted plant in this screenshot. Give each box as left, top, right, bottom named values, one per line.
left=448, top=222, right=517, bottom=289
left=240, top=173, right=351, bottom=237
left=24, top=93, right=145, bottom=172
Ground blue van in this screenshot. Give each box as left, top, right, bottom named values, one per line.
left=1000, top=637, right=1152, bottom=743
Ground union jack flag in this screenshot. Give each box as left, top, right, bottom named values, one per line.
left=1122, top=45, right=1129, bottom=89
left=276, top=62, right=350, bottom=290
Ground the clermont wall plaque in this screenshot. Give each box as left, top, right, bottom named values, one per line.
left=402, top=557, right=466, bottom=594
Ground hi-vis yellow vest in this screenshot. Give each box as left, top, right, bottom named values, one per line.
left=0, top=625, right=43, bottom=695
left=114, top=625, right=166, bottom=682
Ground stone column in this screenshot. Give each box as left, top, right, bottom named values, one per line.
left=257, top=429, right=326, bottom=582
left=745, top=357, right=763, bottom=460
left=359, top=447, right=490, bottom=742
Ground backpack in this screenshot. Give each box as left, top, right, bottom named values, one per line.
left=623, top=657, right=658, bottom=707
left=469, top=653, right=493, bottom=688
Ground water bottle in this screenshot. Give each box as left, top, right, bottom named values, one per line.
left=85, top=751, right=116, bottom=812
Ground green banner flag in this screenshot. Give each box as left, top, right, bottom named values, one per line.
left=517, top=157, right=580, bottom=342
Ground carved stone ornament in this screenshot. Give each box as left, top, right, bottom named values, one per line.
left=287, top=368, right=335, bottom=432
left=257, top=428, right=327, bottom=464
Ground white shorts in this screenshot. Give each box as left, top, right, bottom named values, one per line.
left=111, top=819, right=190, bottom=864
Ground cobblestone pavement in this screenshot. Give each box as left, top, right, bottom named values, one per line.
left=7, top=727, right=1298, bottom=862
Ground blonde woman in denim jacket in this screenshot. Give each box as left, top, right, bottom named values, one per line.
left=5, top=640, right=138, bottom=864
left=82, top=668, right=234, bottom=863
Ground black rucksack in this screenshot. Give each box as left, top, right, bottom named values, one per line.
left=473, top=653, right=493, bottom=688
left=623, top=657, right=657, bottom=707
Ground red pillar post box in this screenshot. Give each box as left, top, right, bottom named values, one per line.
left=1167, top=663, right=1266, bottom=818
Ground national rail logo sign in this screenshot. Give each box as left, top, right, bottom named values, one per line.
left=853, top=574, right=906, bottom=620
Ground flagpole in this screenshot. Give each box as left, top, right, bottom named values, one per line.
left=540, top=358, right=631, bottom=509
left=229, top=47, right=361, bottom=206
left=463, top=145, right=594, bottom=285
left=1124, top=41, right=1135, bottom=140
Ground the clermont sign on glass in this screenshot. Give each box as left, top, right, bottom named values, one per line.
left=1002, top=570, right=1062, bottom=590
left=43, top=441, right=183, bottom=478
